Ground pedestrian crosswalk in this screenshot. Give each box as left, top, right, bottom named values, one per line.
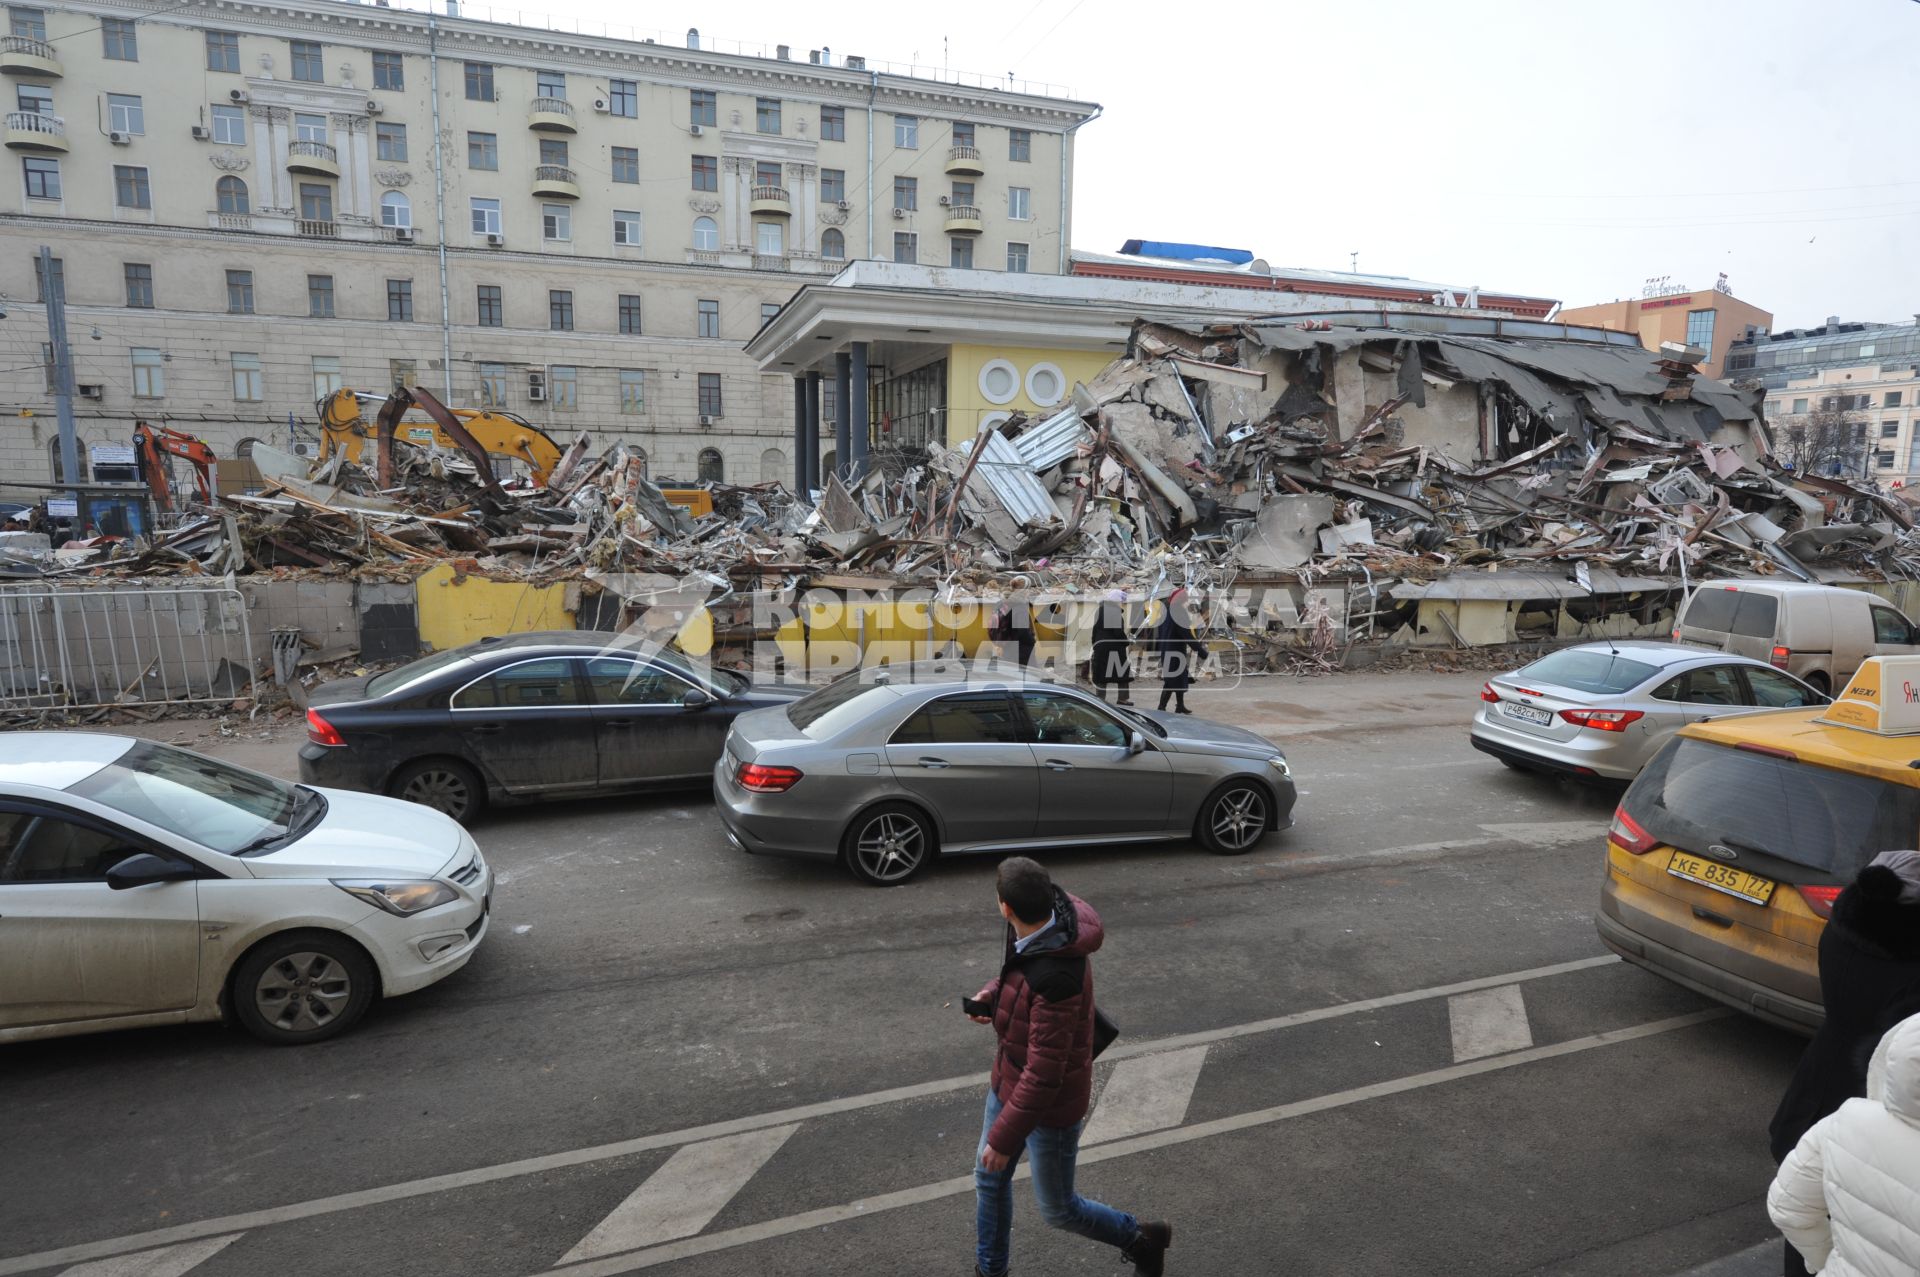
left=558, top=1126, right=799, bottom=1265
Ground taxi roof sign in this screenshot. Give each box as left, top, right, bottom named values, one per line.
left=1814, top=655, right=1920, bottom=736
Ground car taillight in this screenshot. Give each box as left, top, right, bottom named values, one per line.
left=737, top=762, right=802, bottom=793
left=1607, top=807, right=1658, bottom=855
left=1796, top=884, right=1842, bottom=919
left=306, top=708, right=345, bottom=747
left=1560, top=708, right=1645, bottom=733
left=1480, top=682, right=1500, bottom=703
left=1771, top=646, right=1791, bottom=670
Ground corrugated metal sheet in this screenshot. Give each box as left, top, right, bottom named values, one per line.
left=1008, top=407, right=1092, bottom=472
left=969, top=430, right=1059, bottom=526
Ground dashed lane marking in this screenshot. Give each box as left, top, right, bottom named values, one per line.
left=1448, top=984, right=1534, bottom=1063
left=1081, top=1045, right=1208, bottom=1146
left=557, top=1126, right=799, bottom=1265
left=54, top=1236, right=242, bottom=1277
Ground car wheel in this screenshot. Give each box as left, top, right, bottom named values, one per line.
left=1196, top=780, right=1272, bottom=855
left=841, top=803, right=935, bottom=886
left=230, top=930, right=376, bottom=1045
left=1804, top=671, right=1831, bottom=698
left=390, top=758, right=484, bottom=823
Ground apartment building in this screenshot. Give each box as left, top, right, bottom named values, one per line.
left=1557, top=283, right=1773, bottom=379
left=1728, top=316, right=1920, bottom=483
left=0, top=0, right=1096, bottom=498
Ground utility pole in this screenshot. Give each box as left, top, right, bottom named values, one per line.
left=39, top=245, right=79, bottom=507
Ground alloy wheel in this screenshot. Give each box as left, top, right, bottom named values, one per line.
left=253, top=952, right=354, bottom=1035
left=853, top=812, right=926, bottom=883
left=401, top=767, right=472, bottom=819
left=1210, top=787, right=1268, bottom=851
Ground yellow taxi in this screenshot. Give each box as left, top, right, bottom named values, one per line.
left=1596, top=654, right=1920, bottom=1034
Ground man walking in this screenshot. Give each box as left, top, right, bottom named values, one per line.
left=967, top=857, right=1172, bottom=1276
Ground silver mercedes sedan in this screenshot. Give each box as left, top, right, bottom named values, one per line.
left=1469, top=641, right=1829, bottom=781
left=713, top=661, right=1297, bottom=885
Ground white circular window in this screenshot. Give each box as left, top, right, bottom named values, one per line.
left=978, top=358, right=1019, bottom=405
left=981, top=411, right=1014, bottom=433
left=1025, top=362, right=1066, bottom=408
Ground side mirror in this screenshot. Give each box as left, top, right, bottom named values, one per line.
left=105, top=852, right=198, bottom=891
left=1127, top=731, right=1147, bottom=756
left=680, top=688, right=713, bottom=710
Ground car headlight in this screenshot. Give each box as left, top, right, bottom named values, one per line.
left=333, top=879, right=460, bottom=916
left=1266, top=755, right=1292, bottom=778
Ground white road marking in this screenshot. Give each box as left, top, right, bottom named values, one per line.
left=1237, top=820, right=1601, bottom=876
left=1448, top=985, right=1534, bottom=1062
left=557, top=1126, right=798, bottom=1265
left=540, top=1010, right=1730, bottom=1275
left=1082, top=1045, right=1208, bottom=1146
left=55, top=1236, right=241, bottom=1277
left=0, top=954, right=1618, bottom=1277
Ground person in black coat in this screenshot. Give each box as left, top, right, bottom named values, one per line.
left=1090, top=591, right=1134, bottom=705
left=991, top=586, right=1036, bottom=669
left=1766, top=850, right=1920, bottom=1277
left=1153, top=588, right=1205, bottom=715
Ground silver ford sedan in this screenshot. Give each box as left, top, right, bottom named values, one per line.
left=714, top=661, right=1297, bottom=885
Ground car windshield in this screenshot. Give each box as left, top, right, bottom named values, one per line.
left=67, top=740, right=323, bottom=856
left=1109, top=701, right=1167, bottom=738
left=1514, top=649, right=1659, bottom=696
left=366, top=647, right=472, bottom=698
left=646, top=643, right=748, bottom=695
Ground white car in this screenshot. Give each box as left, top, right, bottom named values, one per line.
left=0, top=733, right=492, bottom=1046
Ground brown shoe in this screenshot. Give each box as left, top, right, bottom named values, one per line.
left=1123, top=1222, right=1172, bottom=1276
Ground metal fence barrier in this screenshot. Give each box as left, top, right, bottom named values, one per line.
left=0, top=582, right=255, bottom=712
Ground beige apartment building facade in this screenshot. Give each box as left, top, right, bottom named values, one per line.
left=0, top=0, right=1096, bottom=499
left=1557, top=286, right=1773, bottom=379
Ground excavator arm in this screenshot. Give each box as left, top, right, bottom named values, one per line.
left=132, top=421, right=219, bottom=510
left=317, top=387, right=565, bottom=485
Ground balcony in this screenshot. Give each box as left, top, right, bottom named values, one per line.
left=532, top=164, right=580, bottom=199
left=298, top=219, right=338, bottom=238
left=749, top=184, right=790, bottom=216
left=752, top=254, right=789, bottom=272
left=4, top=111, right=65, bottom=152
left=944, top=144, right=984, bottom=176
left=0, top=35, right=61, bottom=77
left=286, top=140, right=339, bottom=177
left=527, top=96, right=576, bottom=133
left=943, top=204, right=984, bottom=235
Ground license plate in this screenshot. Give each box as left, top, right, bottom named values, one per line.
left=1668, top=852, right=1776, bottom=906
left=1502, top=702, right=1553, bottom=726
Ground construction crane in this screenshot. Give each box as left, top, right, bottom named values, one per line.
left=133, top=421, right=219, bottom=512
left=317, top=388, right=565, bottom=485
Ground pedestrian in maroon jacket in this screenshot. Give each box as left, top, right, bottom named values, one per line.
left=967, top=857, right=1172, bottom=1276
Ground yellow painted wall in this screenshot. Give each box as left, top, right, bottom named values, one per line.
left=414, top=563, right=575, bottom=651
left=945, top=343, right=1115, bottom=441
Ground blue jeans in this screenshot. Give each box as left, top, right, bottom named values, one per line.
left=974, top=1088, right=1138, bottom=1275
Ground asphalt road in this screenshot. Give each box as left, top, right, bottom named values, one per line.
left=1, top=673, right=1805, bottom=1277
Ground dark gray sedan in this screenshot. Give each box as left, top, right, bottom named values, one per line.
left=714, top=661, right=1297, bottom=885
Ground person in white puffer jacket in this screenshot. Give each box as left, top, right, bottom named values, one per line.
left=1768, top=1010, right=1920, bottom=1275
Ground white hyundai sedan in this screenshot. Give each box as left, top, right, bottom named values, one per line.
left=0, top=733, right=492, bottom=1046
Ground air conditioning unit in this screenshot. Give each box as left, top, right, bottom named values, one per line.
left=392, top=226, right=415, bottom=243
left=938, top=195, right=950, bottom=206
left=845, top=55, right=865, bottom=70
left=365, top=99, right=383, bottom=115
left=76, top=383, right=103, bottom=399
left=592, top=97, right=609, bottom=113
left=229, top=89, right=250, bottom=104
left=108, top=131, right=131, bottom=145
left=190, top=124, right=211, bottom=140
left=698, top=414, right=717, bottom=427
left=485, top=232, right=504, bottom=247
left=527, top=369, right=547, bottom=401
left=836, top=199, right=850, bottom=211
left=688, top=123, right=703, bottom=136
left=891, top=207, right=905, bottom=219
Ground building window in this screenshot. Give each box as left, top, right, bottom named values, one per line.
left=17, top=83, right=50, bottom=115
left=953, top=121, right=975, bottom=148
left=471, top=197, right=501, bottom=236
left=549, top=364, right=577, bottom=410
left=894, top=176, right=917, bottom=210
left=1009, top=128, right=1031, bottom=162
left=308, top=273, right=334, bottom=318
left=611, top=146, right=638, bottom=183
left=820, top=105, right=844, bottom=141
left=1007, top=241, right=1029, bottom=273
left=312, top=356, right=343, bottom=398
left=380, top=190, right=411, bottom=228
left=231, top=352, right=263, bottom=401
left=1876, top=451, right=1896, bottom=469
left=693, top=215, right=718, bottom=250
left=613, top=209, right=641, bottom=246
left=950, top=237, right=973, bottom=269
left=1685, top=309, right=1715, bottom=350
left=123, top=262, right=152, bottom=308
left=618, top=294, right=642, bottom=335
left=294, top=112, right=326, bottom=144
left=128, top=348, right=164, bottom=398
left=107, top=93, right=144, bottom=135
left=375, top=122, right=407, bottom=162
left=464, top=62, right=494, bottom=100
left=820, top=168, right=846, bottom=203
left=756, top=221, right=783, bottom=255
left=373, top=50, right=403, bottom=90
left=697, top=298, right=720, bottom=339
left=1791, top=397, right=1808, bottom=414
left=698, top=447, right=724, bottom=482
left=894, top=114, right=917, bottom=148
left=211, top=104, right=246, bottom=144
left=756, top=97, right=781, bottom=134
left=691, top=154, right=717, bottom=191
left=22, top=155, right=59, bottom=200
left=760, top=302, right=781, bottom=325
left=549, top=289, right=573, bottom=331
left=389, top=358, right=415, bottom=391
left=755, top=159, right=781, bottom=189
left=951, top=180, right=975, bottom=207
left=298, top=182, right=332, bottom=221
left=691, top=89, right=716, bottom=127
left=478, top=362, right=506, bottom=406
left=821, top=228, right=844, bottom=260
left=387, top=278, right=413, bottom=322
left=477, top=284, right=502, bottom=327
left=893, top=232, right=917, bottom=263
left=608, top=78, right=636, bottom=117
left=206, top=30, right=240, bottom=73
left=289, top=40, right=323, bottom=83
left=1008, top=186, right=1031, bottom=220
left=1883, top=421, right=1901, bottom=439
left=536, top=69, right=565, bottom=100
left=1888, top=391, right=1904, bottom=408
left=697, top=373, right=723, bottom=417
left=216, top=174, right=248, bottom=213
left=542, top=202, right=571, bottom=241
left=9, top=7, right=44, bottom=40
left=468, top=131, right=498, bottom=170
left=102, top=17, right=137, bottom=60
left=226, top=268, right=253, bottom=314
left=539, top=136, right=569, bottom=166
left=619, top=369, right=644, bottom=414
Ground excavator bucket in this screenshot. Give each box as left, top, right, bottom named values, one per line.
left=408, top=387, right=507, bottom=498
left=373, top=389, right=414, bottom=490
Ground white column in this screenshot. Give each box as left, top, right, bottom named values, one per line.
left=345, top=116, right=372, bottom=218
left=790, top=161, right=816, bottom=258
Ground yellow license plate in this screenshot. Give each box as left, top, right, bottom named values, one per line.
left=1667, top=852, right=1776, bottom=906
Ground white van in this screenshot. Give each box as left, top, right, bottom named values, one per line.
left=1672, top=580, right=1920, bottom=695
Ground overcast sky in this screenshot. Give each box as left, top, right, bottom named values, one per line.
left=460, top=0, right=1918, bottom=330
